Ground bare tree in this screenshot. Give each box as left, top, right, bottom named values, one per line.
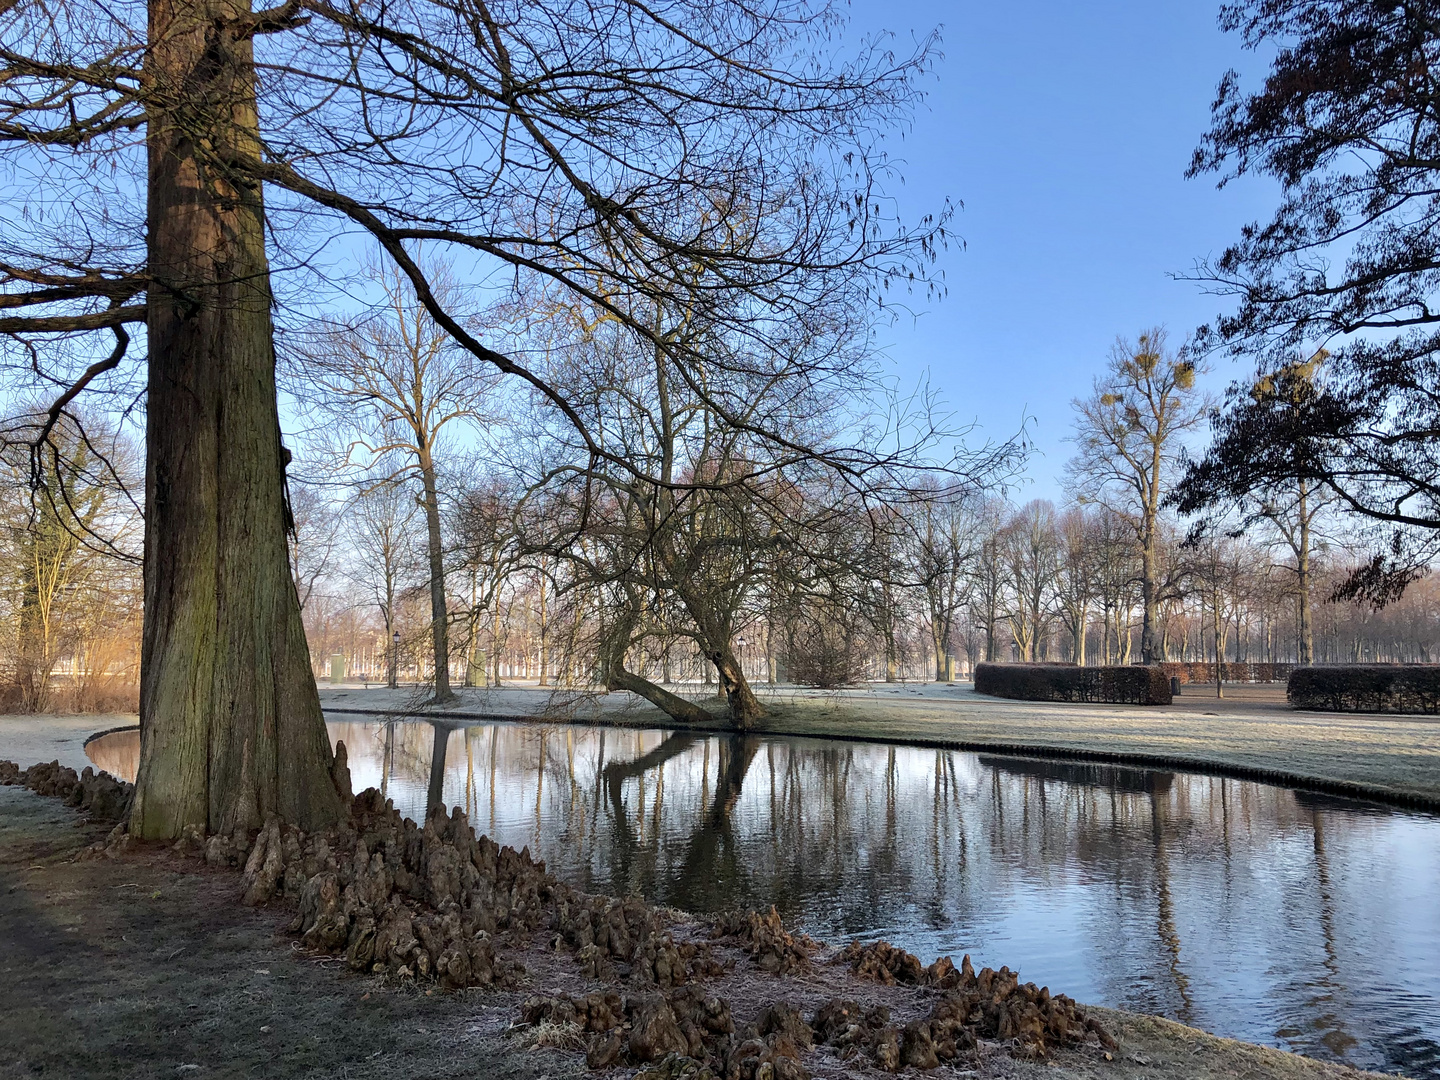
left=0, top=411, right=139, bottom=710
left=287, top=479, right=338, bottom=613
left=524, top=324, right=784, bottom=726
left=911, top=487, right=980, bottom=680
left=1089, top=508, right=1141, bottom=665
left=452, top=477, right=520, bottom=688
left=1181, top=532, right=1242, bottom=698
left=1067, top=329, right=1208, bottom=664
left=999, top=500, right=1059, bottom=662
left=344, top=477, right=421, bottom=689
left=1174, top=354, right=1337, bottom=664
left=306, top=261, right=499, bottom=704
left=1053, top=506, right=1098, bottom=665
left=965, top=498, right=1010, bottom=663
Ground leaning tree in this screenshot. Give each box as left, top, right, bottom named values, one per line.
left=503, top=286, right=1016, bottom=726
left=507, top=296, right=876, bottom=729
left=0, top=0, right=944, bottom=836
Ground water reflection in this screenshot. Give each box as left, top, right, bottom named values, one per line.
left=87, top=719, right=1440, bottom=1078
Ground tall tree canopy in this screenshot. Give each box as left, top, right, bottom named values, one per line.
left=1187, top=0, right=1440, bottom=597
left=0, top=0, right=944, bottom=837
left=1066, top=329, right=1206, bottom=665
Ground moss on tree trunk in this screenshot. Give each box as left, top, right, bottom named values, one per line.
left=129, top=0, right=344, bottom=840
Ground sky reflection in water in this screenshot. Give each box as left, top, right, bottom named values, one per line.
left=88, top=718, right=1440, bottom=1077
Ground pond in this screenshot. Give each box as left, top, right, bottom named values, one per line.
left=86, top=717, right=1440, bottom=1078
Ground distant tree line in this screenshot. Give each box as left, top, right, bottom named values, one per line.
left=282, top=322, right=1436, bottom=698
left=9, top=307, right=1439, bottom=717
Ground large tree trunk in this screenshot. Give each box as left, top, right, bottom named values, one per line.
left=1297, top=479, right=1314, bottom=665
left=1140, top=540, right=1160, bottom=664
left=710, top=645, right=764, bottom=729
left=674, top=596, right=764, bottom=728
left=129, top=0, right=344, bottom=840
left=418, top=452, right=454, bottom=702
left=600, top=599, right=716, bottom=724
left=608, top=665, right=717, bottom=724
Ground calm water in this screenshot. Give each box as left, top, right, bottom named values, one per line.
left=88, top=718, right=1440, bottom=1077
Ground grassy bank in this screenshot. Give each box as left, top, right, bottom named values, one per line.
left=312, top=682, right=1440, bottom=810
left=750, top=689, right=1440, bottom=810
left=6, top=680, right=1435, bottom=821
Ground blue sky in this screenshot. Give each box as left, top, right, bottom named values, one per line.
left=847, top=1, right=1283, bottom=500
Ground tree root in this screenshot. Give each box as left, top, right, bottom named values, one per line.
left=0, top=759, right=131, bottom=822
left=3, top=755, right=1118, bottom=1075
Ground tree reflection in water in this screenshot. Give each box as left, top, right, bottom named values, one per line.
left=86, top=719, right=1440, bottom=1078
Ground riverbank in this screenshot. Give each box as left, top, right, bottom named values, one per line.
left=11, top=680, right=1437, bottom=810
left=308, top=682, right=1440, bottom=810
left=0, top=783, right=1393, bottom=1080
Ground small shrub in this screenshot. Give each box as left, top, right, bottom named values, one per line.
left=1287, top=665, right=1440, bottom=714
left=974, top=663, right=1172, bottom=705
left=527, top=1018, right=586, bottom=1051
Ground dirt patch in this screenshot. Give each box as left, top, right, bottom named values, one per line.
left=0, top=784, right=580, bottom=1080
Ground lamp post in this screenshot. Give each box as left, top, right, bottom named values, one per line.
left=736, top=638, right=747, bottom=680
left=389, top=630, right=400, bottom=689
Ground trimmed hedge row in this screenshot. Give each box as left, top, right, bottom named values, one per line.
left=974, top=663, right=1172, bottom=706
left=1158, top=662, right=1295, bottom=685
left=1287, top=665, right=1440, bottom=714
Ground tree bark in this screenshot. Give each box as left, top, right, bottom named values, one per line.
left=608, top=665, right=716, bottom=725
left=600, top=599, right=715, bottom=724
left=536, top=574, right=549, bottom=686
left=1140, top=516, right=1160, bottom=665
left=130, top=0, right=344, bottom=839
left=1297, top=478, right=1315, bottom=665
left=710, top=645, right=764, bottom=729
left=418, top=450, right=454, bottom=702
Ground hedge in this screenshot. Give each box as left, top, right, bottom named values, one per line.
left=974, top=663, right=1172, bottom=706
left=1157, top=662, right=1295, bottom=685
left=1287, top=665, right=1440, bottom=714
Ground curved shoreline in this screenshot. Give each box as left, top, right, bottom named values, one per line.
left=113, top=698, right=1427, bottom=814
left=81, top=723, right=143, bottom=749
